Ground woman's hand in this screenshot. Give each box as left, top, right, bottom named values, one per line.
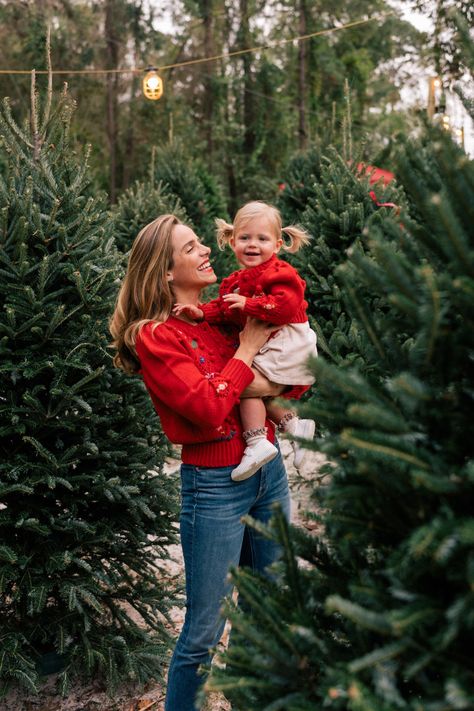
left=173, top=303, right=204, bottom=320
left=242, top=369, right=285, bottom=398
left=233, top=318, right=279, bottom=367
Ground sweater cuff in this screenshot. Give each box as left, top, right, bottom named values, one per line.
left=243, top=300, right=274, bottom=321
left=201, top=301, right=223, bottom=322
left=221, top=358, right=254, bottom=393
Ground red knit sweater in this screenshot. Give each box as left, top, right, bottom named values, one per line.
left=201, top=254, right=309, bottom=326
left=135, top=317, right=276, bottom=467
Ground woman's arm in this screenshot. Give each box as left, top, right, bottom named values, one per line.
left=136, top=319, right=276, bottom=429
left=241, top=370, right=285, bottom=398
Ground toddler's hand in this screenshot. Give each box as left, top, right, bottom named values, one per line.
left=173, top=303, right=204, bottom=320
left=222, top=293, right=246, bottom=310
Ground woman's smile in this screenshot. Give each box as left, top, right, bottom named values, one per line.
left=197, top=259, right=213, bottom=272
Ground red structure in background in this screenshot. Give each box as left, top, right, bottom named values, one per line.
left=356, top=163, right=395, bottom=186
left=357, top=163, right=398, bottom=211
left=277, top=162, right=399, bottom=210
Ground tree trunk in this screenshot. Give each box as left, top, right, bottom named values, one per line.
left=298, top=0, right=307, bottom=149
left=122, top=3, right=141, bottom=191
left=105, top=0, right=119, bottom=203
left=240, top=0, right=255, bottom=157
left=122, top=75, right=137, bottom=190
left=202, top=0, right=214, bottom=161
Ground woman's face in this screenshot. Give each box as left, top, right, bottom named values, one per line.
left=169, top=224, right=216, bottom=290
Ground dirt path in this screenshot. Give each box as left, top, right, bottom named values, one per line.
left=1, top=441, right=324, bottom=711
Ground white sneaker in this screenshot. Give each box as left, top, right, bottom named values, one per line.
left=231, top=439, right=278, bottom=482
left=289, top=418, right=316, bottom=470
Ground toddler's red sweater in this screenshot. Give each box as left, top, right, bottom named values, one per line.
left=201, top=254, right=309, bottom=325
left=136, top=317, right=276, bottom=467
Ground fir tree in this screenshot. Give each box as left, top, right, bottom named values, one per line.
left=151, top=141, right=234, bottom=279
left=279, top=146, right=403, bottom=364
left=112, top=177, right=187, bottom=252
left=207, top=129, right=474, bottom=710
left=0, top=77, right=178, bottom=696
left=276, top=145, right=322, bottom=224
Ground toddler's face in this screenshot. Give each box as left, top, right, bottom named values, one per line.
left=231, top=216, right=282, bottom=268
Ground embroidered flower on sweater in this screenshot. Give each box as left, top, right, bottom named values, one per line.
left=208, top=378, right=229, bottom=396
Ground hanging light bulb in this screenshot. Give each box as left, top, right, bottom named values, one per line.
left=427, top=76, right=443, bottom=118
left=441, top=114, right=451, bottom=130
left=454, top=126, right=465, bottom=148
left=143, top=67, right=163, bottom=101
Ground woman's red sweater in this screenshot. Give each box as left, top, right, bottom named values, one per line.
left=135, top=317, right=276, bottom=467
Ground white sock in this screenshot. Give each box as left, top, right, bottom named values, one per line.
left=243, top=433, right=267, bottom=448
left=282, top=416, right=299, bottom=436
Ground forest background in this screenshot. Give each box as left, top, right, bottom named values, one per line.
left=0, top=0, right=473, bottom=707
left=0, top=0, right=470, bottom=216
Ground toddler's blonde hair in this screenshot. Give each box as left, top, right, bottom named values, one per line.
left=216, top=200, right=310, bottom=254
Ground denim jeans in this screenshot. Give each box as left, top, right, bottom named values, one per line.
left=165, top=448, right=290, bottom=711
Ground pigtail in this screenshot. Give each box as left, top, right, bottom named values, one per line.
left=281, top=224, right=311, bottom=253
left=215, top=217, right=234, bottom=251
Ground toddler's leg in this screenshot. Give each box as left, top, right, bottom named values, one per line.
left=241, top=396, right=267, bottom=431
left=265, top=402, right=315, bottom=471
left=231, top=398, right=278, bottom=482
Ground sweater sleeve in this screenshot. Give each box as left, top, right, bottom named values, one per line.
left=200, top=298, right=227, bottom=323
left=242, top=263, right=305, bottom=324
left=136, top=323, right=254, bottom=429
left=201, top=273, right=245, bottom=327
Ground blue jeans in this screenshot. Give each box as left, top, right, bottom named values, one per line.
left=165, top=449, right=290, bottom=711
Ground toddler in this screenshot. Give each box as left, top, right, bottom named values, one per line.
left=174, top=201, right=317, bottom=481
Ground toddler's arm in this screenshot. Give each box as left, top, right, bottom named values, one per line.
left=238, top=270, right=305, bottom=324
left=173, top=303, right=204, bottom=320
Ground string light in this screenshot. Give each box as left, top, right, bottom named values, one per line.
left=454, top=126, right=465, bottom=149
left=143, top=68, right=163, bottom=100
left=427, top=76, right=443, bottom=118
left=428, top=75, right=467, bottom=148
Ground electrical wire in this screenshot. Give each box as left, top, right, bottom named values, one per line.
left=0, top=13, right=393, bottom=76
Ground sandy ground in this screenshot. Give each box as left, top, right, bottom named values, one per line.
left=1, top=440, right=325, bottom=711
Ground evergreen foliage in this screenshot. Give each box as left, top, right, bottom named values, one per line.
left=0, top=82, right=178, bottom=695
left=112, top=178, right=187, bottom=252
left=151, top=141, right=234, bottom=279
left=208, top=129, right=474, bottom=709
left=279, top=147, right=403, bottom=363
left=276, top=145, right=322, bottom=225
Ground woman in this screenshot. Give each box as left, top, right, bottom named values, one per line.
left=110, top=215, right=290, bottom=711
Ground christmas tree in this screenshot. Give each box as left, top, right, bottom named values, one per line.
left=112, top=176, right=187, bottom=253
left=151, top=141, right=234, bottom=278
left=207, top=128, right=474, bottom=709
left=0, top=75, right=178, bottom=695
left=279, top=146, right=403, bottom=364
left=276, top=145, right=323, bottom=224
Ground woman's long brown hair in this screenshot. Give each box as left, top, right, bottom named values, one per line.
left=110, top=214, right=180, bottom=374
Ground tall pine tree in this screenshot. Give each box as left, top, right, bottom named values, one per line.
left=111, top=177, right=187, bottom=253
left=278, top=145, right=402, bottom=364
left=151, top=141, right=234, bottom=279
left=0, top=75, right=178, bottom=695
left=207, top=128, right=474, bottom=710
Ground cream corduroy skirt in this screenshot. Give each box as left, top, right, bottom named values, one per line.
left=252, top=321, right=317, bottom=385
